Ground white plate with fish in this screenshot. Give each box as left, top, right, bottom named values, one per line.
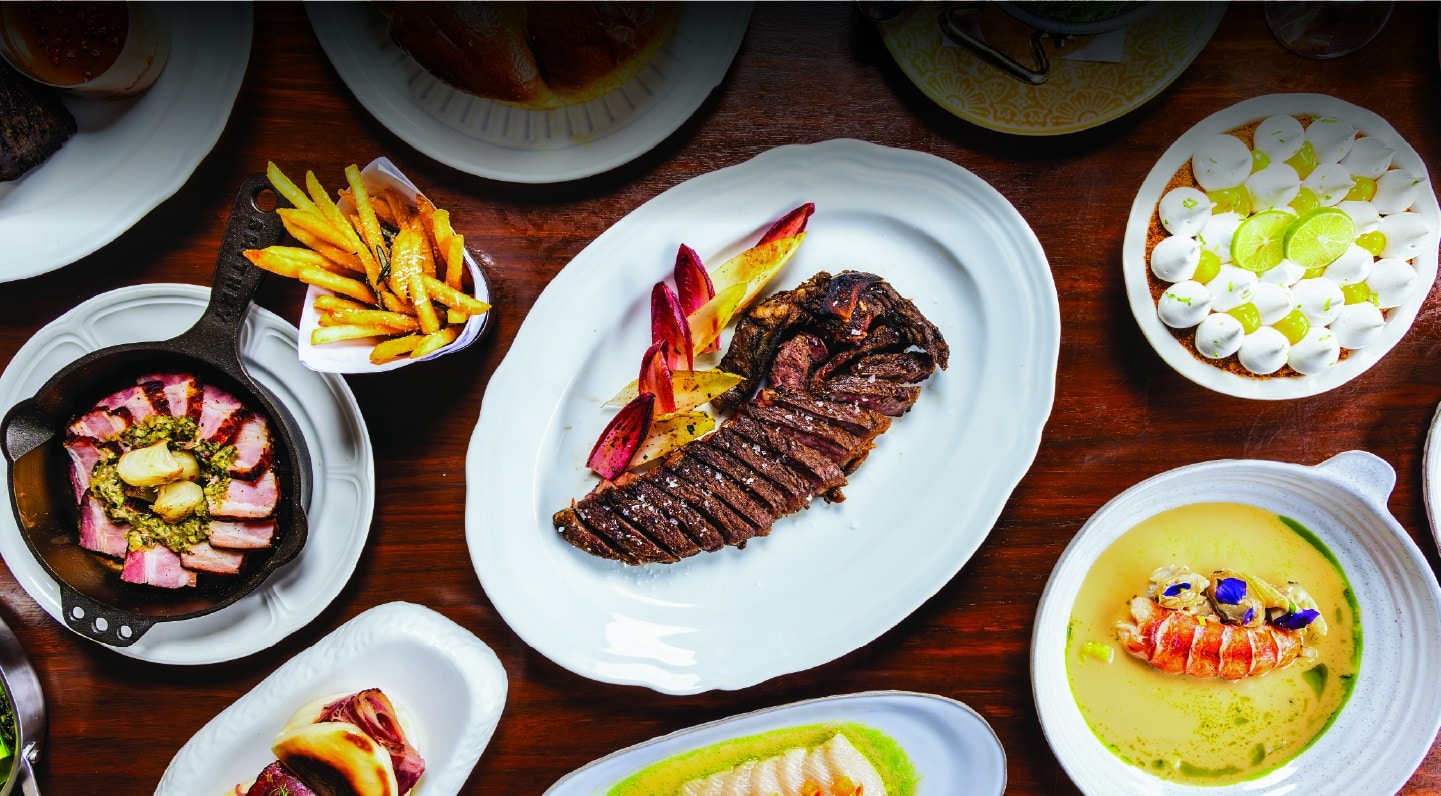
left=466, top=138, right=1059, bottom=694
left=306, top=2, right=749, bottom=183
left=0, top=284, right=374, bottom=664
left=1032, top=451, right=1441, bottom=794
left=156, top=601, right=508, bottom=796
left=0, top=4, right=250, bottom=282
left=547, top=691, right=1005, bottom=795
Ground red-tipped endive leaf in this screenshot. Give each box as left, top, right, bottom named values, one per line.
left=674, top=244, right=718, bottom=353
left=650, top=282, right=694, bottom=370
left=758, top=203, right=814, bottom=245
left=688, top=282, right=746, bottom=355
left=637, top=342, right=676, bottom=414
left=604, top=369, right=745, bottom=410
left=707, top=233, right=806, bottom=314
left=629, top=411, right=716, bottom=469
left=586, top=393, right=655, bottom=480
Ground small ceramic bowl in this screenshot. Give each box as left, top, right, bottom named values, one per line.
left=1032, top=451, right=1441, bottom=794
left=0, top=0, right=169, bottom=99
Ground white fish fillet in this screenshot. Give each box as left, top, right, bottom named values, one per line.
left=679, top=733, right=887, bottom=796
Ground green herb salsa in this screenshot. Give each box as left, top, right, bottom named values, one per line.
left=91, top=415, right=236, bottom=554
left=606, top=722, right=917, bottom=796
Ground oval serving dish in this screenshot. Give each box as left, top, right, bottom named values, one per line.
left=1032, top=451, right=1441, bottom=794
left=546, top=691, right=1005, bottom=796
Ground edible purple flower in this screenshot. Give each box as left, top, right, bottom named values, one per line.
left=1163, top=583, right=1191, bottom=597
left=1214, top=577, right=1247, bottom=605
left=1243, top=607, right=1255, bottom=625
left=1274, top=608, right=1320, bottom=630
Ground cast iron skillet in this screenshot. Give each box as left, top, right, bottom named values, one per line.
left=940, top=1, right=1158, bottom=85
left=0, top=174, right=311, bottom=648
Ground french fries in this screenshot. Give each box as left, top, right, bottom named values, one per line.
left=245, top=162, right=491, bottom=365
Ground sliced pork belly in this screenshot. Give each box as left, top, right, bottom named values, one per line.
left=64, top=438, right=104, bottom=504
left=207, top=520, right=275, bottom=550
left=79, top=496, right=128, bottom=559
left=136, top=372, right=201, bottom=419
left=228, top=415, right=272, bottom=480
left=198, top=385, right=246, bottom=443
left=96, top=385, right=161, bottom=424
left=121, top=545, right=196, bottom=589
left=66, top=408, right=128, bottom=441
left=208, top=470, right=278, bottom=519
left=180, top=542, right=244, bottom=575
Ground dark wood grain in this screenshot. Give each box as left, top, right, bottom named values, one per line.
left=2, top=2, right=1440, bottom=793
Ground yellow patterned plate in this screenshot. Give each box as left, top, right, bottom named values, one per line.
left=880, top=3, right=1225, bottom=136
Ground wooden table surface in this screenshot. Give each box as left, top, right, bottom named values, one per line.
left=3, top=1, right=1440, bottom=793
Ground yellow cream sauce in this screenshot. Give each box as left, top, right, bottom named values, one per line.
left=1067, top=502, right=1359, bottom=786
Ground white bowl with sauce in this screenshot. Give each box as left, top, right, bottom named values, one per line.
left=0, top=0, right=169, bottom=99
left=1032, top=451, right=1441, bottom=794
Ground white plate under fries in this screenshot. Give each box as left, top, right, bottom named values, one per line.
left=157, top=602, right=508, bottom=796
left=1122, top=93, right=1440, bottom=400
left=305, top=2, right=750, bottom=183
left=545, top=691, right=1007, bottom=795
left=0, top=284, right=375, bottom=665
left=466, top=139, right=1060, bottom=694
left=0, top=4, right=250, bottom=282
left=1031, top=452, right=1441, bottom=795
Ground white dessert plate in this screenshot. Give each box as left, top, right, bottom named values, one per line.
left=1032, top=451, right=1441, bottom=794
left=545, top=691, right=1005, bottom=795
left=0, top=284, right=374, bottom=664
left=157, top=601, right=508, bottom=796
left=0, top=4, right=251, bottom=282
left=466, top=138, right=1060, bottom=694
left=306, top=2, right=749, bottom=183
left=1123, top=93, right=1440, bottom=399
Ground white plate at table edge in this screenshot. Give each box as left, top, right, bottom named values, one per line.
left=467, top=138, right=1060, bottom=694
left=305, top=2, right=750, bottom=183
left=1122, top=93, right=1441, bottom=400
left=545, top=690, right=1006, bottom=795
left=0, top=283, right=374, bottom=664
left=156, top=601, right=508, bottom=796
left=0, top=4, right=250, bottom=282
left=1031, top=451, right=1441, bottom=794
left=1422, top=400, right=1441, bottom=557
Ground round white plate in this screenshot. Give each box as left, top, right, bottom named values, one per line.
left=306, top=2, right=750, bottom=183
left=1423, top=400, right=1441, bottom=556
left=157, top=601, right=508, bottom=796
left=1122, top=93, right=1440, bottom=399
left=0, top=284, right=374, bottom=664
left=1032, top=451, right=1441, bottom=794
left=466, top=138, right=1060, bottom=694
left=0, top=4, right=251, bottom=282
left=546, top=691, right=1005, bottom=795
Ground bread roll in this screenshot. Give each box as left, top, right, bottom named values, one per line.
left=272, top=722, right=399, bottom=796
left=388, top=1, right=679, bottom=110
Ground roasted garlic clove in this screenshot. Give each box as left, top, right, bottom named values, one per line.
left=152, top=481, right=205, bottom=522
left=171, top=450, right=201, bottom=482
left=116, top=441, right=183, bottom=487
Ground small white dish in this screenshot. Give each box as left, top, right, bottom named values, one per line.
left=545, top=691, right=1005, bottom=795
left=466, top=138, right=1059, bottom=694
left=0, top=284, right=374, bottom=664
left=1032, top=451, right=1441, bottom=794
left=1423, top=400, right=1441, bottom=556
left=156, top=601, right=508, bottom=796
left=295, top=156, right=492, bottom=374
left=305, top=2, right=749, bottom=183
left=1122, top=93, right=1440, bottom=399
left=0, top=3, right=250, bottom=282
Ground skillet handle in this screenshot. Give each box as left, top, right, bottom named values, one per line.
left=0, top=400, right=53, bottom=465
left=14, top=754, right=38, bottom=796
left=56, top=582, right=154, bottom=647
left=940, top=2, right=1051, bottom=85
left=173, top=173, right=288, bottom=361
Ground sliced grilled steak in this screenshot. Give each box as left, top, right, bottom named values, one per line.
left=0, top=60, right=75, bottom=182
left=812, top=325, right=903, bottom=384
left=850, top=351, right=936, bottom=382
left=625, top=479, right=725, bottom=553
left=768, top=333, right=828, bottom=391
left=727, top=413, right=848, bottom=499
left=670, top=454, right=776, bottom=535
left=599, top=483, right=701, bottom=559
left=685, top=442, right=793, bottom=517
left=758, top=388, right=890, bottom=438
left=649, top=469, right=755, bottom=548
left=742, top=403, right=864, bottom=465
left=816, top=376, right=922, bottom=416
left=709, top=428, right=813, bottom=512
left=573, top=498, right=676, bottom=564
left=553, top=506, right=628, bottom=563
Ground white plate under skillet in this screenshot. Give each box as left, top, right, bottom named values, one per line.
left=306, top=2, right=750, bottom=184
left=0, top=3, right=251, bottom=282
left=157, top=601, right=508, bottom=796
left=545, top=691, right=1006, bottom=795
left=0, top=284, right=375, bottom=665
left=466, top=138, right=1060, bottom=694
left=1032, top=451, right=1441, bottom=795
left=1122, top=93, right=1440, bottom=400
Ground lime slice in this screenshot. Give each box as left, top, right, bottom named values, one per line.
left=1231, top=210, right=1293, bottom=272
left=1284, top=208, right=1355, bottom=270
